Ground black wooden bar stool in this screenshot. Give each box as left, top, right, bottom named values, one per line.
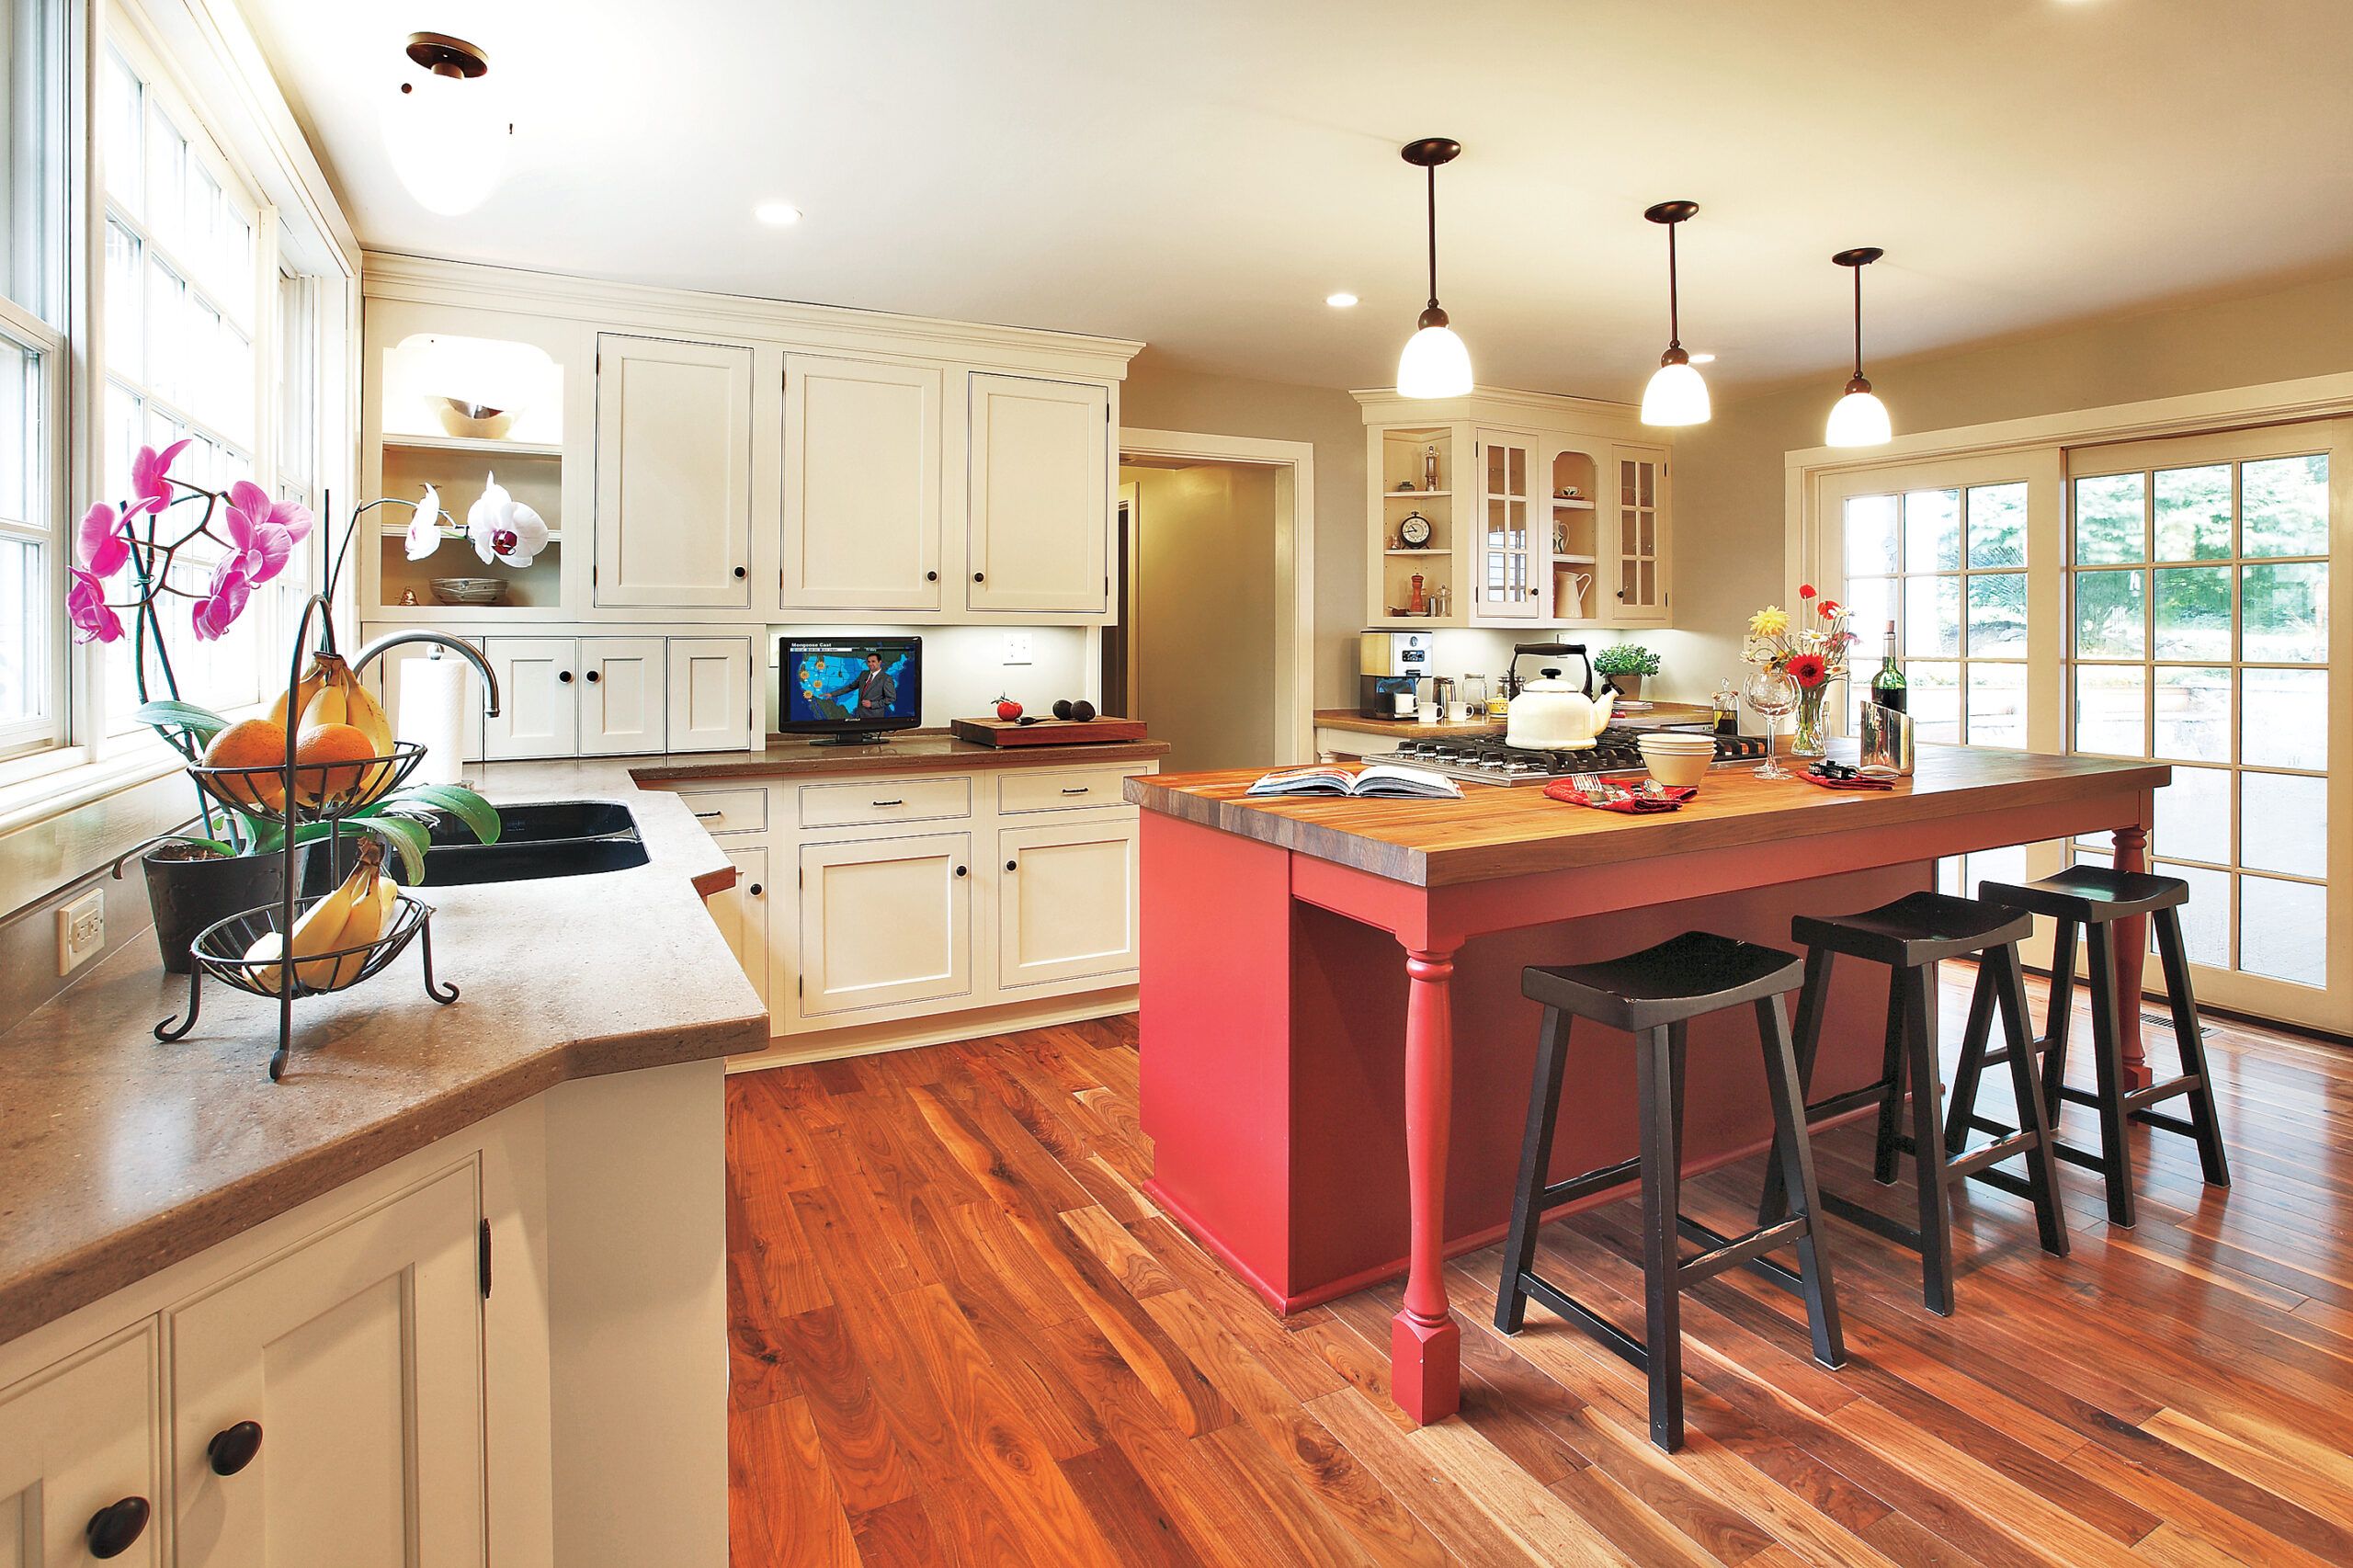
left=1954, top=867, right=2229, bottom=1229
left=1758, top=891, right=2069, bottom=1316
left=1495, top=930, right=1845, bottom=1453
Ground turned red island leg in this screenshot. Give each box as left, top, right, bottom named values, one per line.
left=1393, top=945, right=1461, bottom=1425
left=2112, top=823, right=2154, bottom=1091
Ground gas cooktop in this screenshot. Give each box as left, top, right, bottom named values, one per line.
left=1365, top=726, right=1768, bottom=786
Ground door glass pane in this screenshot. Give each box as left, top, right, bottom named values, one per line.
left=2075, top=665, right=2146, bottom=756
left=2240, top=772, right=2325, bottom=878
left=2240, top=875, right=2325, bottom=987
left=1966, top=482, right=2026, bottom=568
left=1843, top=575, right=1892, bottom=642
left=2153, top=566, right=2231, bottom=661
left=2075, top=473, right=2145, bottom=563
left=2075, top=569, right=2144, bottom=657
left=2242, top=562, right=2327, bottom=662
left=2242, top=668, right=2326, bottom=769
left=2242, top=454, right=2328, bottom=558
left=2154, top=464, right=2233, bottom=561
left=2158, top=861, right=2232, bottom=968
left=1905, top=574, right=1960, bottom=656
left=1845, top=494, right=1898, bottom=575
left=2153, top=666, right=2231, bottom=760
left=1965, top=663, right=2026, bottom=748
left=1904, top=488, right=1961, bottom=573
left=1966, top=572, right=2027, bottom=655
left=2155, top=765, right=2231, bottom=865
left=1909, top=661, right=1961, bottom=745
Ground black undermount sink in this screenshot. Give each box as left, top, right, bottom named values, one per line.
left=312, top=800, right=650, bottom=889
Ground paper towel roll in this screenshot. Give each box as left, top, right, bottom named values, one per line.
left=398, top=654, right=470, bottom=787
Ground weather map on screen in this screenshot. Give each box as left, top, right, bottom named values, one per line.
left=783, top=640, right=921, bottom=728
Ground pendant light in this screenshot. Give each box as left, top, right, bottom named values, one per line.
left=1825, top=246, right=1893, bottom=447
left=1395, top=138, right=1472, bottom=399
left=381, top=33, right=510, bottom=217
left=1639, top=200, right=1711, bottom=426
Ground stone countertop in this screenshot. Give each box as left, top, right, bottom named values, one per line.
left=0, top=758, right=767, bottom=1348
left=628, top=730, right=1169, bottom=782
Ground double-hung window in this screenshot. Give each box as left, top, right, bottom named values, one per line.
left=1, top=0, right=66, bottom=757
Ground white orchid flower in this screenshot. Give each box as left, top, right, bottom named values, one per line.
left=467, top=472, right=551, bottom=566
left=404, top=483, right=445, bottom=561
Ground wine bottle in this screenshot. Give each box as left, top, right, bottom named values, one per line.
left=1870, top=620, right=1908, bottom=714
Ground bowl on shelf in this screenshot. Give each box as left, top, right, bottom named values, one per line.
left=429, top=577, right=505, bottom=606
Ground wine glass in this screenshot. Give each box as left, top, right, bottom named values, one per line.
left=1745, top=667, right=1799, bottom=780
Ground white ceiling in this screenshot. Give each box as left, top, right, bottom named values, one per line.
left=242, top=0, right=2353, bottom=403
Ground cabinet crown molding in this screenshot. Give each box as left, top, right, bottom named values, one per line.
left=362, top=251, right=1144, bottom=380
left=1352, top=385, right=1660, bottom=439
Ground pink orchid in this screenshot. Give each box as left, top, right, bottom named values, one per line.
left=227, top=478, right=313, bottom=545
left=68, top=568, right=125, bottom=643
left=130, top=438, right=192, bottom=518
left=191, top=556, right=251, bottom=642
left=223, top=482, right=294, bottom=585
left=404, top=483, right=446, bottom=562
left=77, top=503, right=131, bottom=579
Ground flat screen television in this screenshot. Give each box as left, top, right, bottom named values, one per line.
left=779, top=636, right=923, bottom=744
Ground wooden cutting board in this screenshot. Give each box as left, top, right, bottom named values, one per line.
left=949, top=716, right=1150, bottom=747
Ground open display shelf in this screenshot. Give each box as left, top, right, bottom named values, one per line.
left=376, top=443, right=563, bottom=613
left=1550, top=448, right=1601, bottom=622
left=1376, top=426, right=1459, bottom=623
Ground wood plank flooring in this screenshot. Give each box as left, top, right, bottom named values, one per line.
left=726, top=971, right=2353, bottom=1566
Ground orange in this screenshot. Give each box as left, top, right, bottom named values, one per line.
left=293, top=722, right=378, bottom=805
left=202, top=718, right=290, bottom=812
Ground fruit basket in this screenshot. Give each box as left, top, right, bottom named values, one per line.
left=189, top=740, right=429, bottom=821
left=190, top=893, right=438, bottom=1001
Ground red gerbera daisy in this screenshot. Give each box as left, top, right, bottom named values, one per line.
left=1786, top=652, right=1829, bottom=688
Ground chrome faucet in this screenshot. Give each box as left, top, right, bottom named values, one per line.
left=350, top=630, right=504, bottom=719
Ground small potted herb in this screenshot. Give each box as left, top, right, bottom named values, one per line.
left=1594, top=643, right=1661, bottom=700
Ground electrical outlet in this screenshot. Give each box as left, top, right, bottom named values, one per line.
left=1002, top=631, right=1033, bottom=665
left=56, top=889, right=106, bottom=977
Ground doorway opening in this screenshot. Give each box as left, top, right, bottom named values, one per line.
left=1113, top=429, right=1315, bottom=773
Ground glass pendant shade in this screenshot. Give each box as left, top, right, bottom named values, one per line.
left=1641, top=358, right=1711, bottom=426
left=381, top=68, right=506, bottom=216
left=1398, top=322, right=1473, bottom=399
left=1826, top=383, right=1893, bottom=447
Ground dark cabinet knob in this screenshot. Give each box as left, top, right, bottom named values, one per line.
left=1006, top=859, right=1017, bottom=871
left=585, top=669, right=601, bottom=684
left=747, top=882, right=762, bottom=896
left=733, top=565, right=747, bottom=579
left=558, top=670, right=574, bottom=684
left=926, top=570, right=938, bottom=582
left=954, top=865, right=968, bottom=878
left=972, top=572, right=984, bottom=583
left=209, top=1419, right=263, bottom=1475
left=85, top=1496, right=151, bottom=1558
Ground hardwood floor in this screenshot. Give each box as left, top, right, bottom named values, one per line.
left=725, top=971, right=2353, bottom=1566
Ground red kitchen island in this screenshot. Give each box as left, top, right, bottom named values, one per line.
left=1124, top=745, right=2170, bottom=1425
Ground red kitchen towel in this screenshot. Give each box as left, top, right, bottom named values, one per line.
left=1541, top=780, right=1698, bottom=813
left=1801, top=770, right=1896, bottom=791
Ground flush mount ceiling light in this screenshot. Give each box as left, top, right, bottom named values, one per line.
left=1825, top=246, right=1893, bottom=447
left=1325, top=291, right=1358, bottom=308
left=754, top=200, right=802, bottom=227
left=1395, top=138, right=1472, bottom=399
left=381, top=32, right=509, bottom=217
left=1639, top=199, right=1711, bottom=426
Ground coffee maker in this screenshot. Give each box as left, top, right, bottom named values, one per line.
left=1358, top=631, right=1433, bottom=719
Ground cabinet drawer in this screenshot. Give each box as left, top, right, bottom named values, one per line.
left=798, top=776, right=972, bottom=829
left=674, top=787, right=767, bottom=835
left=996, top=768, right=1138, bottom=814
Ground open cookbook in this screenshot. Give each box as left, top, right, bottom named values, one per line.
left=1245, top=764, right=1463, bottom=800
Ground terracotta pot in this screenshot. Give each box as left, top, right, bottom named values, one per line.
left=142, top=846, right=310, bottom=974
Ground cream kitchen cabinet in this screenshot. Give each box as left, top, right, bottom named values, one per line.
left=0, top=1329, right=163, bottom=1566
left=711, top=845, right=770, bottom=1008
left=997, top=815, right=1140, bottom=990
left=1608, top=443, right=1670, bottom=624
left=592, top=334, right=756, bottom=610
left=665, top=637, right=756, bottom=753
left=794, top=832, right=974, bottom=1019
left=967, top=373, right=1110, bottom=614
left=167, top=1164, right=484, bottom=1568
left=781, top=355, right=943, bottom=612
left=483, top=636, right=581, bottom=759
left=579, top=636, right=669, bottom=755
left=481, top=634, right=752, bottom=760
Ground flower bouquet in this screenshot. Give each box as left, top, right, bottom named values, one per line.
left=1742, top=585, right=1857, bottom=756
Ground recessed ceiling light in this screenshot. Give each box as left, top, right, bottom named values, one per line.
left=1326, top=292, right=1358, bottom=308
left=754, top=201, right=801, bottom=227
left=1688, top=352, right=1716, bottom=364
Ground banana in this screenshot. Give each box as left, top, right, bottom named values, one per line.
left=299, top=679, right=349, bottom=733
left=324, top=864, right=392, bottom=988
left=292, top=655, right=398, bottom=801
left=242, top=839, right=384, bottom=991
left=270, top=655, right=335, bottom=731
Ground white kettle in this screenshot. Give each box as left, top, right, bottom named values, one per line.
left=1506, top=679, right=1616, bottom=751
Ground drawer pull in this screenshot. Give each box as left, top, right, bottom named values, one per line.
left=1060, top=786, right=1090, bottom=795
left=85, top=1497, right=151, bottom=1558
left=1006, top=859, right=1017, bottom=871
left=209, top=1420, right=264, bottom=1476
left=693, top=809, right=724, bottom=820
left=871, top=798, right=904, bottom=807
left=748, top=882, right=763, bottom=897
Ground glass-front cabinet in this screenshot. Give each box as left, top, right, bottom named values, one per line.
left=1472, top=428, right=1538, bottom=621
left=1611, top=444, right=1668, bottom=624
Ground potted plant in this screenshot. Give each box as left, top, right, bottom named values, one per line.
left=1594, top=642, right=1661, bottom=700
left=77, top=443, right=499, bottom=971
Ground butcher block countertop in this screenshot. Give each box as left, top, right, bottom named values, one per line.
left=0, top=757, right=767, bottom=1348
left=632, top=728, right=1168, bottom=781
left=1127, top=744, right=2171, bottom=889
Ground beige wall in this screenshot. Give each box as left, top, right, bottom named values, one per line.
left=1126, top=462, right=1279, bottom=771
left=1120, top=355, right=1366, bottom=710
left=1665, top=269, right=2353, bottom=692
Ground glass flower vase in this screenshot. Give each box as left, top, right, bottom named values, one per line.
left=1790, top=682, right=1832, bottom=757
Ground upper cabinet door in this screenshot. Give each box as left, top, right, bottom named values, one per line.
left=967, top=374, right=1109, bottom=614
left=1610, top=444, right=1668, bottom=624
left=782, top=356, right=942, bottom=611
left=593, top=335, right=755, bottom=608
left=1471, top=429, right=1540, bottom=622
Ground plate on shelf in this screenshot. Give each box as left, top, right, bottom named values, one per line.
left=429, top=577, right=505, bottom=606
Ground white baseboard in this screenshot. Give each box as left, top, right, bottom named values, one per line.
left=725, top=986, right=1138, bottom=1073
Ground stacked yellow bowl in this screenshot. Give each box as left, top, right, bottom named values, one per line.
left=1636, top=732, right=1716, bottom=790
